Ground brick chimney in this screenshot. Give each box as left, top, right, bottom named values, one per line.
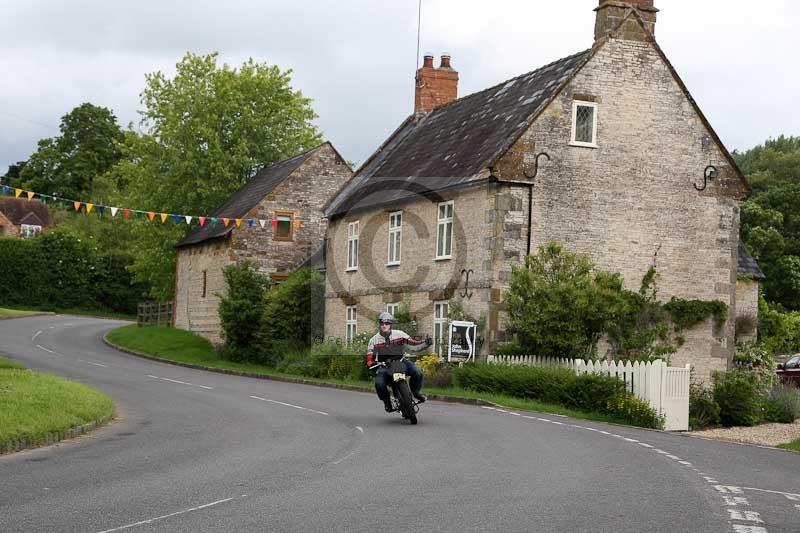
left=595, top=0, right=658, bottom=43
left=414, top=53, right=459, bottom=114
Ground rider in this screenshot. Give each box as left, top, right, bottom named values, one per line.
left=366, top=312, right=431, bottom=412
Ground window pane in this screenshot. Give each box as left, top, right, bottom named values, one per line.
left=444, top=222, right=453, bottom=256
left=276, top=216, right=291, bottom=239
left=437, top=224, right=445, bottom=256
left=575, top=105, right=594, bottom=143
left=447, top=203, right=453, bottom=218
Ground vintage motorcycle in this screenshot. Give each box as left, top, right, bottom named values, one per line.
left=369, top=355, right=422, bottom=425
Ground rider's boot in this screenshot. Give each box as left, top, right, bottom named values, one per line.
left=413, top=392, right=427, bottom=403
left=383, top=398, right=394, bottom=412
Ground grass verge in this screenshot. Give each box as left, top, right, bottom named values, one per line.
left=107, top=325, right=644, bottom=427
left=0, top=307, right=48, bottom=319
left=778, top=438, right=800, bottom=451
left=0, top=357, right=114, bottom=452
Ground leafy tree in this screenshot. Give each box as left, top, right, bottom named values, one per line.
left=218, top=262, right=270, bottom=362
left=18, top=103, right=124, bottom=199
left=1, top=161, right=27, bottom=182
left=119, top=52, right=322, bottom=298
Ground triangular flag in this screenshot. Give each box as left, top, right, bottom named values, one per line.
left=147, top=212, right=155, bottom=222
left=172, top=214, right=181, bottom=225
left=2, top=185, right=9, bottom=194
left=185, top=215, right=193, bottom=225
left=199, top=216, right=206, bottom=227
left=27, top=191, right=34, bottom=200
left=15, top=189, right=22, bottom=198
left=259, top=219, right=266, bottom=229
left=124, top=209, right=132, bottom=219
left=235, top=219, right=242, bottom=228
left=222, top=218, right=230, bottom=227
left=38, top=194, right=47, bottom=202
left=160, top=213, right=168, bottom=223
left=247, top=219, right=254, bottom=228
left=110, top=207, right=119, bottom=217
left=86, top=203, right=94, bottom=214
left=210, top=217, right=218, bottom=226
left=293, top=219, right=302, bottom=229
left=97, top=205, right=106, bottom=217
left=60, top=199, right=68, bottom=208
left=74, top=201, right=82, bottom=211
left=135, top=210, right=144, bottom=220
left=271, top=218, right=278, bottom=228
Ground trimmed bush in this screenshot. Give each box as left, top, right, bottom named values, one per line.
left=689, top=386, right=720, bottom=429
left=452, top=363, right=663, bottom=428
left=218, top=262, right=269, bottom=363
left=713, top=370, right=762, bottom=427
left=306, top=341, right=368, bottom=381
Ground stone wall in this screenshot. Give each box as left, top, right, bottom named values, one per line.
left=493, top=37, right=746, bottom=379
left=174, top=238, right=235, bottom=345
left=735, top=279, right=760, bottom=343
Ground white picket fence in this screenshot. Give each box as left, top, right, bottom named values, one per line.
left=486, top=355, right=690, bottom=431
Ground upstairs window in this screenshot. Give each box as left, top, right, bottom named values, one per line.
left=347, top=221, right=359, bottom=271
left=436, top=201, right=454, bottom=260
left=274, top=213, right=293, bottom=241
left=20, top=224, right=42, bottom=239
left=387, top=211, right=402, bottom=265
left=570, top=101, right=598, bottom=148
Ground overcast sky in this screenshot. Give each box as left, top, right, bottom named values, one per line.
left=1, top=0, right=797, bottom=175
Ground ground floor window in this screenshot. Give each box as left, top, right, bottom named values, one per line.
left=346, top=305, right=357, bottom=344
left=433, top=301, right=449, bottom=356
left=386, top=303, right=400, bottom=318
left=20, top=224, right=41, bottom=239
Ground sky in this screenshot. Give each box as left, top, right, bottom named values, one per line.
left=1, top=0, right=798, bottom=175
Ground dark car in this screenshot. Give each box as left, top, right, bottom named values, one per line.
left=776, top=354, right=800, bottom=386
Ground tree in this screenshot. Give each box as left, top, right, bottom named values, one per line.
left=19, top=103, right=124, bottom=199
left=120, top=52, right=322, bottom=298
left=219, top=262, right=270, bottom=363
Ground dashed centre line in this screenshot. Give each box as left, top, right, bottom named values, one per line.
left=95, top=496, right=241, bottom=533
left=147, top=375, right=213, bottom=390
left=249, top=395, right=328, bottom=416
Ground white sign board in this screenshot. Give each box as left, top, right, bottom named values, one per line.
left=448, top=321, right=477, bottom=362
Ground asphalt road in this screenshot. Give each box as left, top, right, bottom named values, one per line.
left=0, top=315, right=798, bottom=532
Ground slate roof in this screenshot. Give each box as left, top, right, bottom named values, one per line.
left=738, top=242, right=766, bottom=281
left=326, top=49, right=591, bottom=218
left=176, top=143, right=329, bottom=248
left=0, top=197, right=54, bottom=227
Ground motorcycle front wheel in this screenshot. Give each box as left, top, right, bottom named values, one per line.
left=396, top=381, right=417, bottom=425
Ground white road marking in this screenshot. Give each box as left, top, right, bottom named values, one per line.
left=356, top=426, right=364, bottom=434
left=79, top=359, right=108, bottom=368
left=32, top=330, right=42, bottom=341
left=705, top=477, right=720, bottom=484
left=728, top=509, right=764, bottom=523
left=623, top=438, right=639, bottom=443
left=31, top=331, right=65, bottom=357
left=147, top=375, right=213, bottom=390
left=679, top=461, right=692, bottom=466
left=665, top=454, right=681, bottom=460
left=249, top=395, right=328, bottom=416
left=723, top=496, right=750, bottom=506
left=715, top=486, right=744, bottom=494
left=731, top=526, right=767, bottom=533
left=740, top=487, right=800, bottom=499
left=638, top=443, right=654, bottom=448
left=95, top=496, right=237, bottom=533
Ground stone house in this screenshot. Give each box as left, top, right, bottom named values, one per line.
left=0, top=197, right=54, bottom=238
left=323, top=0, right=761, bottom=380
left=735, top=243, right=766, bottom=344
left=174, top=142, right=352, bottom=343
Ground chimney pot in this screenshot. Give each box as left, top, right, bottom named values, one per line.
left=440, top=54, right=451, bottom=69
left=423, top=54, right=434, bottom=68
left=414, top=52, right=459, bottom=114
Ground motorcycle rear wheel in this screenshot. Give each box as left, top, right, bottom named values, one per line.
left=396, top=381, right=417, bottom=425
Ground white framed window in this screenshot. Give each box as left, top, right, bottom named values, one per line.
left=386, top=303, right=400, bottom=318
left=570, top=100, right=598, bottom=148
left=346, top=221, right=359, bottom=271
left=433, top=301, right=449, bottom=356
left=20, top=224, right=42, bottom=239
left=435, top=201, right=454, bottom=260
left=346, top=305, right=357, bottom=344
left=387, top=211, right=402, bottom=266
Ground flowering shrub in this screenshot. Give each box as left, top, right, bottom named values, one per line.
left=764, top=385, right=800, bottom=424
left=606, top=394, right=665, bottom=430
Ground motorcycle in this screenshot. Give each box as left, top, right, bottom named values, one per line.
left=369, top=355, right=422, bottom=425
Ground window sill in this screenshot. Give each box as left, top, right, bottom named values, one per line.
left=386, top=262, right=401, bottom=267
left=434, top=256, right=452, bottom=262
left=345, top=268, right=358, bottom=273
left=569, top=141, right=598, bottom=149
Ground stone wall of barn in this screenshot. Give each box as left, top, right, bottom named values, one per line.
left=0, top=211, right=19, bottom=237
left=492, top=37, right=747, bottom=380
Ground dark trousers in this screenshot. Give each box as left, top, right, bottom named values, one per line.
left=375, top=361, right=424, bottom=402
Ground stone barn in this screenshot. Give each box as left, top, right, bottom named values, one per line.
left=322, top=0, right=761, bottom=380
left=174, top=142, right=352, bottom=344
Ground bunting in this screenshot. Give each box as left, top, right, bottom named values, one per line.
left=0, top=179, right=287, bottom=233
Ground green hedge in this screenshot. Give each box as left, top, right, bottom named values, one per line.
left=0, top=232, right=142, bottom=314
left=453, top=363, right=664, bottom=429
